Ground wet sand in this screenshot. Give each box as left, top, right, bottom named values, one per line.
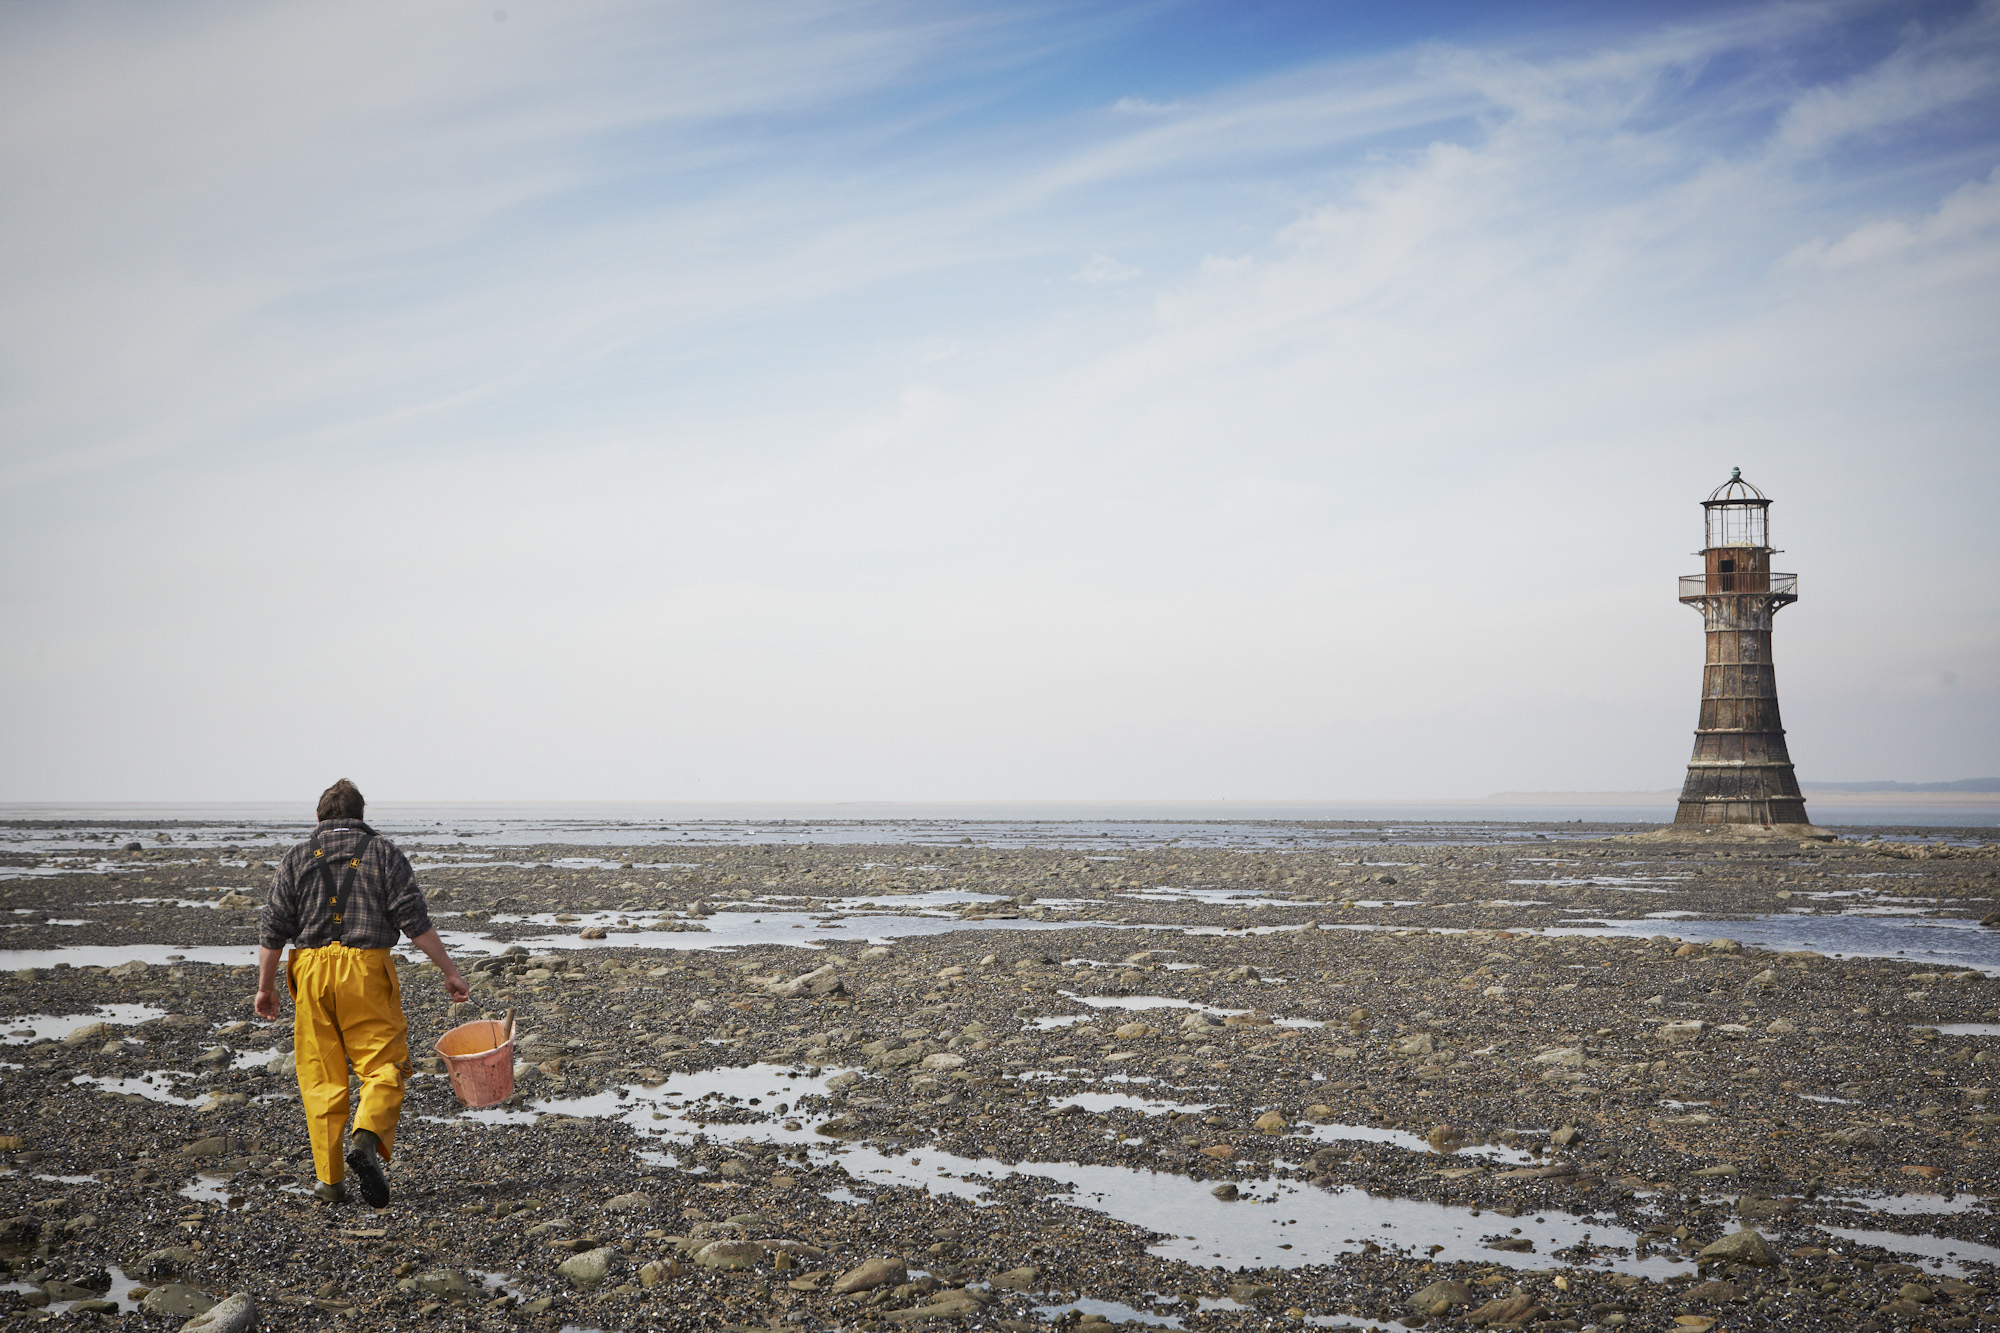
left=2, top=822, right=1997, bottom=1330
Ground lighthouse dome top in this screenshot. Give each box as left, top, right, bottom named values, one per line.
left=1702, top=466, right=1771, bottom=549
left=1705, top=466, right=1768, bottom=507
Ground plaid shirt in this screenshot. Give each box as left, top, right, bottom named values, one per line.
left=260, top=819, right=434, bottom=950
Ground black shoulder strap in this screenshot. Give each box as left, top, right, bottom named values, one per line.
left=308, top=830, right=377, bottom=944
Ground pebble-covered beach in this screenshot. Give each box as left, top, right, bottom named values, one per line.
left=3, top=820, right=1997, bottom=1331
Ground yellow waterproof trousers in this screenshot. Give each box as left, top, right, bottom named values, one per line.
left=286, top=943, right=411, bottom=1186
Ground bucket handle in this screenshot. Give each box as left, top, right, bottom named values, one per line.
left=503, top=1007, right=514, bottom=1048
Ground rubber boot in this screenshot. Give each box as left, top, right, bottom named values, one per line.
left=345, top=1128, right=392, bottom=1207
left=312, top=1179, right=346, bottom=1204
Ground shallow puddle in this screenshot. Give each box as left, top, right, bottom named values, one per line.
left=86, top=897, right=234, bottom=910
left=1508, top=877, right=1682, bottom=894
left=1822, top=1193, right=1989, bottom=1217
left=1017, top=1164, right=1682, bottom=1275
left=179, top=1174, right=236, bottom=1204
left=0, top=943, right=260, bottom=969
left=0, top=1003, right=166, bottom=1044
left=1034, top=1296, right=1183, bottom=1327
left=838, top=890, right=1011, bottom=911
left=7, top=1266, right=143, bottom=1315
left=439, top=1062, right=1683, bottom=1276
left=1930, top=1023, right=2000, bottom=1037
left=1821, top=1225, right=2000, bottom=1276
left=1054, top=991, right=1320, bottom=1029
left=1060, top=992, right=1247, bottom=1017
left=70, top=1069, right=205, bottom=1105
left=1050, top=1090, right=1214, bottom=1117
left=1294, top=1123, right=1536, bottom=1166
left=1537, top=914, right=2000, bottom=973
left=1127, top=888, right=1279, bottom=905
left=229, top=1048, right=285, bottom=1069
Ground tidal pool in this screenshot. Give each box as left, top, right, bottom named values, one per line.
left=436, top=1062, right=1683, bottom=1276
left=1820, top=1225, right=2000, bottom=1277
left=69, top=1069, right=205, bottom=1105
left=0, top=1003, right=167, bottom=1044
left=1536, top=913, right=2000, bottom=973
left=1294, top=1122, right=1536, bottom=1166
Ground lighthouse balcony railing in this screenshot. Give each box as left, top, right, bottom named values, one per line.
left=1679, top=572, right=1798, bottom=601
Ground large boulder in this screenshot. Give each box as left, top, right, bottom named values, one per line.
left=179, top=1134, right=253, bottom=1160
left=832, top=1256, right=906, bottom=1294
left=1407, top=1280, right=1472, bottom=1316
left=693, top=1240, right=765, bottom=1271
left=602, top=1192, right=652, bottom=1213
left=557, top=1246, right=620, bottom=1289
left=413, top=1269, right=471, bottom=1298
left=1697, top=1229, right=1778, bottom=1267
left=1465, top=1293, right=1542, bottom=1326
left=135, top=1247, right=200, bottom=1278
left=180, top=1292, right=256, bottom=1333
left=766, top=964, right=846, bottom=998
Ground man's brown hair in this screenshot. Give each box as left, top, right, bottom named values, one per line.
left=316, top=779, right=365, bottom=822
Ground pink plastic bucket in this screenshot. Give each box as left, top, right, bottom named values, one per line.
left=434, top=1016, right=515, bottom=1109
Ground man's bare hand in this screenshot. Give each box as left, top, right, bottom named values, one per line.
left=408, top=928, right=470, bottom=1004
left=254, top=986, right=281, bottom=1021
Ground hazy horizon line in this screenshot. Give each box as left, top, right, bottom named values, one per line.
left=6, top=788, right=1999, bottom=810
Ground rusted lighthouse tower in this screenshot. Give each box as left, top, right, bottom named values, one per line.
left=1673, top=469, right=1809, bottom=826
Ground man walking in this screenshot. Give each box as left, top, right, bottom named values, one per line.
left=254, top=779, right=470, bottom=1205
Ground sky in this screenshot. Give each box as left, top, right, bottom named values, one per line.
left=1, top=0, right=1997, bottom=804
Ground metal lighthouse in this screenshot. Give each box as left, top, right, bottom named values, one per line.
left=1673, top=469, right=1810, bottom=826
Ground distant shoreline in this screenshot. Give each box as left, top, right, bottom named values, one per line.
left=1489, top=789, right=2000, bottom=807
left=4, top=794, right=1997, bottom=829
